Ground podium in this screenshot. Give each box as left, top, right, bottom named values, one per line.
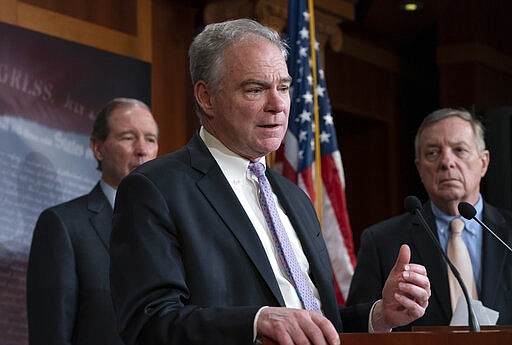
left=262, top=326, right=512, bottom=345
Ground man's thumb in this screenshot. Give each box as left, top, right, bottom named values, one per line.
left=393, top=244, right=411, bottom=271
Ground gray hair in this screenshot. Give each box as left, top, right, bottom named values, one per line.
left=414, top=107, right=486, bottom=158
left=188, top=18, right=289, bottom=116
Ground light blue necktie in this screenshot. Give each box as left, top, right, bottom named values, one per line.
left=249, top=162, right=320, bottom=311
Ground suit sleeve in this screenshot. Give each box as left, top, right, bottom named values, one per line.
left=109, top=172, right=259, bottom=345
left=345, top=228, right=386, bottom=306
left=27, top=209, right=78, bottom=345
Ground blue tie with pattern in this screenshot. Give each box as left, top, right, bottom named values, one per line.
left=249, top=162, right=320, bottom=311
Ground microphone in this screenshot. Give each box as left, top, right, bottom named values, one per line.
left=458, top=201, right=512, bottom=253
left=404, top=196, right=480, bottom=332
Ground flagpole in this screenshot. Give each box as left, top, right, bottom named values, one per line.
left=308, top=0, right=323, bottom=224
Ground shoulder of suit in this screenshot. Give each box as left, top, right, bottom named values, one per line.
left=39, top=192, right=91, bottom=219
left=363, top=211, right=416, bottom=236
left=483, top=201, right=512, bottom=223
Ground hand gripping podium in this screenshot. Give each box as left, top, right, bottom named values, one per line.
left=262, top=326, right=512, bottom=345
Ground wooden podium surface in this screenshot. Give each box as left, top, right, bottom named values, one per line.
left=262, top=326, right=512, bottom=345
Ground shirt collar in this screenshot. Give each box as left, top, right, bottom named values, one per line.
left=99, top=179, right=116, bottom=209
left=469, top=196, right=484, bottom=235
left=199, top=127, right=266, bottom=182
left=430, top=195, right=483, bottom=236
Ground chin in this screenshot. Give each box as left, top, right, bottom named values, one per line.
left=258, top=141, right=281, bottom=153
left=439, top=194, right=464, bottom=203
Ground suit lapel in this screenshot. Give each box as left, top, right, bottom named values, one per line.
left=266, top=170, right=329, bottom=279
left=480, top=203, right=509, bottom=307
left=88, top=183, right=113, bottom=251
left=266, top=169, right=341, bottom=326
left=410, top=204, right=452, bottom=320
left=188, top=135, right=285, bottom=306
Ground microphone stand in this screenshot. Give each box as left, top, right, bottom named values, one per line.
left=473, top=217, right=512, bottom=253
left=458, top=202, right=512, bottom=254
left=412, top=207, right=481, bottom=332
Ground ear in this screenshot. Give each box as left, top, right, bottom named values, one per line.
left=91, top=138, right=104, bottom=162
left=414, top=157, right=421, bottom=174
left=414, top=157, right=427, bottom=184
left=194, top=81, right=215, bottom=117
left=480, top=149, right=490, bottom=177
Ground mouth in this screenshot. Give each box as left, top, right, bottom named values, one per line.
left=439, top=177, right=461, bottom=184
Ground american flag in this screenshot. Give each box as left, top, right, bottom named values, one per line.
left=274, top=0, right=356, bottom=305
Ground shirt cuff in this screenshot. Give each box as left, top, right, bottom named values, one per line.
left=253, top=306, right=268, bottom=343
left=368, top=300, right=378, bottom=333
left=368, top=299, right=392, bottom=333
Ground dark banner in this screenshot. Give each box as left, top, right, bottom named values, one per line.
left=0, top=22, right=150, bottom=345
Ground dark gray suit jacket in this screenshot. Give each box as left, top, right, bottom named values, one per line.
left=346, top=201, right=512, bottom=330
left=27, top=183, right=123, bottom=345
left=109, top=133, right=370, bottom=345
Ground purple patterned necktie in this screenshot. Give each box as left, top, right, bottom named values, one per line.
left=249, top=162, right=320, bottom=311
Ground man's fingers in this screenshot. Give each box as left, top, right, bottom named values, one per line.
left=257, top=308, right=340, bottom=345
left=405, top=263, right=427, bottom=276
left=402, top=268, right=431, bottom=296
left=393, top=292, right=428, bottom=318
left=310, top=312, right=340, bottom=345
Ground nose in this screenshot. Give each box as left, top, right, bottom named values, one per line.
left=134, top=138, right=150, bottom=157
left=265, top=89, right=288, bottom=114
left=439, top=148, right=456, bottom=170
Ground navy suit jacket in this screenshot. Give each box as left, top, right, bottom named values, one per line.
left=27, top=183, right=123, bottom=345
left=110, top=133, right=370, bottom=345
left=346, top=201, right=512, bottom=330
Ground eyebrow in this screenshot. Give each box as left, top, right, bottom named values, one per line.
left=241, top=77, right=292, bottom=87
left=281, top=76, right=293, bottom=84
left=116, top=130, right=157, bottom=137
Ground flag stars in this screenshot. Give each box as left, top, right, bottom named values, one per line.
left=286, top=3, right=339, bottom=164
left=302, top=11, right=310, bottom=22
left=302, top=91, right=313, bottom=104
left=298, top=150, right=304, bottom=161
left=299, top=130, right=308, bottom=142
left=298, top=109, right=312, bottom=123
left=306, top=74, right=313, bottom=85
left=316, top=85, right=325, bottom=97
left=299, top=26, right=309, bottom=40
left=320, top=131, right=331, bottom=143
left=323, top=113, right=334, bottom=126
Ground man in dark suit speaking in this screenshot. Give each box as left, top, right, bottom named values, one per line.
left=27, top=98, right=159, bottom=345
left=109, top=19, right=431, bottom=345
left=347, top=108, right=512, bottom=329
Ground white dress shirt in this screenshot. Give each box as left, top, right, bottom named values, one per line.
left=200, top=127, right=321, bottom=309
left=99, top=179, right=116, bottom=209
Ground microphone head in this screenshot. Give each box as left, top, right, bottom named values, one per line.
left=404, top=195, right=422, bottom=214
left=458, top=202, right=477, bottom=219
